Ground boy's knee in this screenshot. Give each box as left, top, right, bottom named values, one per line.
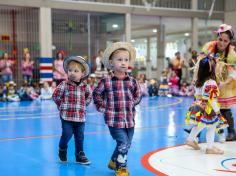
left=117, top=143, right=130, bottom=154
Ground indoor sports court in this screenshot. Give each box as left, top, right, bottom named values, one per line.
left=0, top=96, right=235, bottom=176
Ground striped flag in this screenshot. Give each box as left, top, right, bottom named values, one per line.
left=40, top=57, right=53, bottom=82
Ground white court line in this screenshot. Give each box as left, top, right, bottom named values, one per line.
left=0, top=98, right=184, bottom=121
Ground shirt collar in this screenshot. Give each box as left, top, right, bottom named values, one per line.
left=67, top=80, right=85, bottom=86
left=109, top=71, right=130, bottom=80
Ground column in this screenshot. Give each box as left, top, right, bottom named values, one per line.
left=156, top=22, right=165, bottom=79
left=125, top=0, right=131, bottom=42
left=146, top=37, right=152, bottom=79
left=191, top=0, right=198, bottom=50
left=39, top=7, right=53, bottom=82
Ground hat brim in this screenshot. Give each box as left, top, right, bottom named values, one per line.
left=214, top=24, right=232, bottom=34
left=102, top=42, right=136, bottom=70
left=63, top=56, right=90, bottom=79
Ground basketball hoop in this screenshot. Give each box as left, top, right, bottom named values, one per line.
left=142, top=0, right=157, bottom=11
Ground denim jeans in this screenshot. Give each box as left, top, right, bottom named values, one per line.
left=108, top=127, right=134, bottom=169
left=218, top=109, right=235, bottom=135
left=23, top=75, right=32, bottom=85
left=59, top=118, right=85, bottom=155
left=1, top=74, right=12, bottom=83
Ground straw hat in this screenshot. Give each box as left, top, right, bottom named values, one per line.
left=8, top=81, right=16, bottom=86
left=63, top=56, right=90, bottom=79
left=102, top=42, right=136, bottom=70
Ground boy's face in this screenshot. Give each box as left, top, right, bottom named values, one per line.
left=67, top=62, right=84, bottom=82
left=110, top=50, right=130, bottom=73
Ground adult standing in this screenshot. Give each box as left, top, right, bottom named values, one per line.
left=0, top=52, right=14, bottom=83
left=171, top=51, right=184, bottom=89
left=188, top=50, right=198, bottom=80
left=53, top=51, right=67, bottom=85
left=201, top=24, right=236, bottom=141
left=21, top=52, right=34, bottom=85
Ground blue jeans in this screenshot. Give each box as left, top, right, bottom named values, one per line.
left=108, top=127, right=134, bottom=169
left=1, top=74, right=12, bottom=83
left=23, top=75, right=32, bottom=85
left=59, top=118, right=85, bottom=155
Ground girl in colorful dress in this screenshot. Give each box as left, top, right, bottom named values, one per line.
left=185, top=55, right=228, bottom=154
left=158, top=69, right=169, bottom=96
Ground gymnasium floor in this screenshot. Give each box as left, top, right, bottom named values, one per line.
left=0, top=96, right=235, bottom=176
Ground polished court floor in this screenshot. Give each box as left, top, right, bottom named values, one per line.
left=0, top=97, right=235, bottom=176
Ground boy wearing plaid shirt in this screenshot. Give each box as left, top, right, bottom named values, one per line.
left=93, top=42, right=142, bottom=176
left=52, top=56, right=92, bottom=165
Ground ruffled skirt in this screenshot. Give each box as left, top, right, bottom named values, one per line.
left=185, top=101, right=228, bottom=130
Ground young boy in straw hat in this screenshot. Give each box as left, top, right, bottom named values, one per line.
left=93, top=42, right=142, bottom=176
left=52, top=56, right=92, bottom=165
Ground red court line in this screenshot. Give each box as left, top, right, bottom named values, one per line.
left=215, top=169, right=236, bottom=173
left=141, top=144, right=184, bottom=176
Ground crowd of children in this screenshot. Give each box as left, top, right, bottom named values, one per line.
left=136, top=70, right=195, bottom=97
left=0, top=80, right=56, bottom=102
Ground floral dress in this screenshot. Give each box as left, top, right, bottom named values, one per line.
left=185, top=79, right=228, bottom=130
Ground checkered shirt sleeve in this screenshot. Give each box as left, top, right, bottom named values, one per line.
left=52, top=81, right=92, bottom=122
left=93, top=75, right=142, bottom=128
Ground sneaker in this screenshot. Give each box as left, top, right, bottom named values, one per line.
left=186, top=140, right=201, bottom=150
left=226, top=133, right=236, bottom=141
left=218, top=133, right=226, bottom=143
left=76, top=151, right=91, bottom=165
left=206, top=147, right=224, bottom=155
left=59, top=149, right=67, bottom=162
left=115, top=168, right=129, bottom=176
left=108, top=160, right=116, bottom=170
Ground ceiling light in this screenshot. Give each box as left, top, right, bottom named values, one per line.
left=184, top=33, right=189, bottom=36
left=152, top=29, right=157, bottom=33
left=112, top=24, right=119, bottom=28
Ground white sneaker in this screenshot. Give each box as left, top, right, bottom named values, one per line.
left=218, top=133, right=226, bottom=143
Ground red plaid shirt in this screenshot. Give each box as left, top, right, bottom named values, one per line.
left=52, top=80, right=92, bottom=122
left=93, top=74, right=142, bottom=128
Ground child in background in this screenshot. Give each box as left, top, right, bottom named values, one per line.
left=158, top=69, right=169, bottom=96
left=40, top=81, right=53, bottom=100
left=138, top=78, right=149, bottom=97
left=93, top=42, right=142, bottom=176
left=6, top=81, right=20, bottom=102
left=179, top=81, right=188, bottom=96
left=87, top=73, right=97, bottom=91
left=52, top=56, right=92, bottom=164
left=0, top=83, right=7, bottom=101
left=185, top=55, right=228, bottom=154
left=169, top=71, right=179, bottom=96
left=51, top=81, right=57, bottom=93
left=18, top=81, right=34, bottom=101
left=148, top=79, right=159, bottom=97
